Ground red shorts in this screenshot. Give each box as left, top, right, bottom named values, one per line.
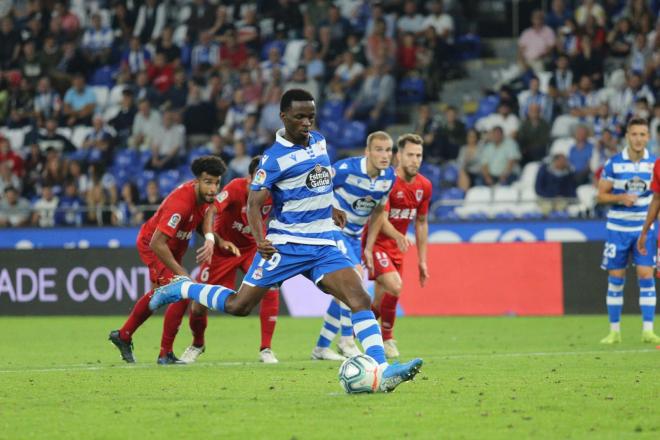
left=197, top=248, right=257, bottom=289
left=369, top=247, right=403, bottom=281
left=137, top=241, right=177, bottom=287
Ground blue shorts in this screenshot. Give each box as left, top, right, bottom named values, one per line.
left=335, top=232, right=362, bottom=266
left=242, top=242, right=355, bottom=288
left=601, top=228, right=656, bottom=270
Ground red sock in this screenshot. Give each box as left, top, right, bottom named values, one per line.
left=189, top=309, right=208, bottom=347
left=380, top=292, right=399, bottom=341
left=259, top=290, right=279, bottom=350
left=119, top=289, right=155, bottom=342
left=159, top=299, right=190, bottom=357
left=371, top=303, right=381, bottom=320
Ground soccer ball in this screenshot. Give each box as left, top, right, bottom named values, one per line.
left=338, top=354, right=381, bottom=394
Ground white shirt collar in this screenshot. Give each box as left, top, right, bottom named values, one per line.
left=622, top=147, right=649, bottom=161
left=276, top=128, right=311, bottom=148
left=360, top=157, right=386, bottom=176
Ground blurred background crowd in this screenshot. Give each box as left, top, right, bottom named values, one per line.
left=0, top=0, right=659, bottom=226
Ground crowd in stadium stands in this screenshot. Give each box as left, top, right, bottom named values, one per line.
left=0, top=0, right=659, bottom=227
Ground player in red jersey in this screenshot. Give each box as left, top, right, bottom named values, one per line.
left=159, top=157, right=282, bottom=364
left=108, top=156, right=227, bottom=364
left=363, top=133, right=432, bottom=358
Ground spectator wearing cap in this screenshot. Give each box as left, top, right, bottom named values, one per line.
left=0, top=186, right=31, bottom=227
left=568, top=124, right=594, bottom=185
left=63, top=74, right=96, bottom=126
left=480, top=126, right=521, bottom=186
left=518, top=10, right=556, bottom=73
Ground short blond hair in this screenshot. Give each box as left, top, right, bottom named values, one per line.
left=366, top=131, right=393, bottom=148
left=396, top=133, right=423, bottom=151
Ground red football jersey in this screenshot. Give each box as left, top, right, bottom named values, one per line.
left=369, top=173, right=432, bottom=259
left=213, top=177, right=272, bottom=251
left=651, top=159, right=660, bottom=193
left=137, top=180, right=210, bottom=261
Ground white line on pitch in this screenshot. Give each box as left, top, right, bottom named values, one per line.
left=0, top=348, right=655, bottom=374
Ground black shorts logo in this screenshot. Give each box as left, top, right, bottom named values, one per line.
left=306, top=164, right=332, bottom=193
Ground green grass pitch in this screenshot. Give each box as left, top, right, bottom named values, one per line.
left=0, top=315, right=658, bottom=439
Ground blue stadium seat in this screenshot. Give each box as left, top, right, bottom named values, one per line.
left=113, top=149, right=139, bottom=169
left=178, top=164, right=195, bottom=181
left=441, top=164, right=459, bottom=186
left=320, top=101, right=345, bottom=122
left=420, top=163, right=441, bottom=184
left=397, top=77, right=426, bottom=105
left=138, top=150, right=152, bottom=169
left=319, top=119, right=342, bottom=142
left=337, top=120, right=366, bottom=149
left=188, top=146, right=212, bottom=164
left=136, top=169, right=157, bottom=195
left=455, top=35, right=482, bottom=61
left=441, top=187, right=465, bottom=201
left=158, top=169, right=182, bottom=195
left=89, top=65, right=117, bottom=87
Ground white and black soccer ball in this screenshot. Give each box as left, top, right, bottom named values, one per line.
left=338, top=354, right=381, bottom=394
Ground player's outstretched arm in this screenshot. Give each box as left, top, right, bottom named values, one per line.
left=415, top=213, right=429, bottom=287
left=150, top=230, right=190, bottom=278
left=247, top=188, right=277, bottom=260
left=196, top=204, right=217, bottom=264
left=637, top=192, right=660, bottom=255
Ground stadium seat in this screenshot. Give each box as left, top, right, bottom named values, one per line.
left=3, top=128, right=25, bottom=151
left=397, top=77, right=426, bottom=105
left=71, top=126, right=93, bottom=149
left=515, top=161, right=541, bottom=191
left=551, top=115, right=579, bottom=138
left=320, top=101, right=345, bottom=122
left=512, top=202, right=543, bottom=219
left=92, top=86, right=110, bottom=111
left=464, top=186, right=492, bottom=204
left=520, top=186, right=539, bottom=202
left=420, top=163, right=441, bottom=183
left=56, top=127, right=73, bottom=140
left=493, top=185, right=519, bottom=203
left=549, top=137, right=574, bottom=157
left=158, top=169, right=182, bottom=195
left=337, top=120, right=366, bottom=149
left=113, top=149, right=140, bottom=170
left=187, top=146, right=211, bottom=163
left=576, top=184, right=597, bottom=211
left=89, top=66, right=116, bottom=88
left=318, top=120, right=342, bottom=142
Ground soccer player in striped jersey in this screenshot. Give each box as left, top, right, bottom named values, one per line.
left=149, top=89, right=423, bottom=391
left=363, top=133, right=432, bottom=358
left=312, top=131, right=396, bottom=361
left=600, top=117, right=660, bottom=344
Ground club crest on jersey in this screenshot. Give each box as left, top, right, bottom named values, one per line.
left=352, top=196, right=377, bottom=215
left=396, top=191, right=404, bottom=199
left=167, top=213, right=181, bottom=228
left=216, top=190, right=228, bottom=203
left=305, top=164, right=332, bottom=193
left=253, top=267, right=263, bottom=280
left=415, top=189, right=424, bottom=202
left=253, top=169, right=267, bottom=185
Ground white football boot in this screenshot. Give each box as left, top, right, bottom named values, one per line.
left=259, top=348, right=279, bottom=364
left=180, top=345, right=205, bottom=364
left=336, top=337, right=361, bottom=357
left=383, top=339, right=400, bottom=358
left=311, top=346, right=347, bottom=361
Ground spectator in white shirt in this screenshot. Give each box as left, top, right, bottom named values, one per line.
left=422, top=1, right=454, bottom=43
left=147, top=109, right=185, bottom=171
left=129, top=98, right=162, bottom=150
left=31, top=184, right=59, bottom=227
left=397, top=0, right=425, bottom=35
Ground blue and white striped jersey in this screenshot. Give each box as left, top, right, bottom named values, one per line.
left=332, top=157, right=395, bottom=237
left=250, top=129, right=336, bottom=246
left=601, top=148, right=655, bottom=232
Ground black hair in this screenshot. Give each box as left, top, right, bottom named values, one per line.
left=191, top=155, right=227, bottom=177
left=280, top=88, right=314, bottom=112
left=249, top=155, right=262, bottom=176
left=627, top=117, right=648, bottom=129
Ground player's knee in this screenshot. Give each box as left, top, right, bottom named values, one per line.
left=345, top=289, right=372, bottom=312
left=387, top=281, right=403, bottom=296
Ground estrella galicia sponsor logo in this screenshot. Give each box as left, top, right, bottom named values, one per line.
left=305, top=164, right=332, bottom=193
left=352, top=196, right=377, bottom=215
left=624, top=177, right=647, bottom=194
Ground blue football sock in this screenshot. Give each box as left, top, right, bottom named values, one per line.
left=606, top=276, right=624, bottom=328
left=639, top=277, right=656, bottom=330
left=181, top=282, right=236, bottom=313
left=352, top=310, right=387, bottom=366
left=316, top=299, right=341, bottom=348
